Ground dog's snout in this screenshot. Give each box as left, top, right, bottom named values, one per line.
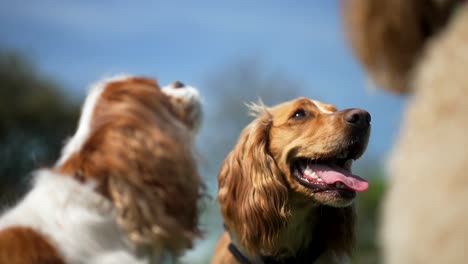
left=171, top=81, right=185, bottom=89
left=343, top=109, right=371, bottom=128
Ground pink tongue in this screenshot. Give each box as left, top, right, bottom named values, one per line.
left=306, top=164, right=369, bottom=192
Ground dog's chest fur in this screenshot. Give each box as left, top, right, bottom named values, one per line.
left=0, top=170, right=160, bottom=264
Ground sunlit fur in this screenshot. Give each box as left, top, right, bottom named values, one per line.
left=0, top=76, right=203, bottom=263
left=213, top=98, right=370, bottom=263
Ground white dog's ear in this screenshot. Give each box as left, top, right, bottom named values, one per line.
left=217, top=111, right=288, bottom=254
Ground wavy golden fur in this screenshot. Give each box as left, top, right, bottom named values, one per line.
left=212, top=98, right=371, bottom=263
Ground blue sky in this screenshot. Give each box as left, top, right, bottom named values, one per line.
left=0, top=0, right=406, bottom=172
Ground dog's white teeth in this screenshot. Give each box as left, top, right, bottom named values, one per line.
left=304, top=169, right=322, bottom=182
left=335, top=182, right=346, bottom=189
left=312, top=172, right=323, bottom=181
left=309, top=171, right=320, bottom=180
left=304, top=167, right=312, bottom=176
left=337, top=150, right=349, bottom=159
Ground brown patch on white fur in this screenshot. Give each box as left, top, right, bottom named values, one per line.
left=0, top=227, right=65, bottom=264
left=213, top=98, right=371, bottom=263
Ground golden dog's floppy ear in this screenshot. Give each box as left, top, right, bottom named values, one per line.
left=218, top=105, right=288, bottom=254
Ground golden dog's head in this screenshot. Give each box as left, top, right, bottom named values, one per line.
left=218, top=97, right=370, bottom=254
left=269, top=98, right=370, bottom=207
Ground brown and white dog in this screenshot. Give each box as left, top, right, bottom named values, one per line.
left=211, top=98, right=371, bottom=264
left=0, top=75, right=203, bottom=264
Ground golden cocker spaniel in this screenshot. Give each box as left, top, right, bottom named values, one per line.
left=212, top=97, right=371, bottom=264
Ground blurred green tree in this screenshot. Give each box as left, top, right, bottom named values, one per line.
left=0, top=51, right=79, bottom=205
left=353, top=169, right=387, bottom=264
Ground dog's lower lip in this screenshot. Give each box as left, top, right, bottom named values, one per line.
left=322, top=188, right=356, bottom=199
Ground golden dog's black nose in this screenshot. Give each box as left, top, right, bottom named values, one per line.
left=343, top=109, right=371, bottom=128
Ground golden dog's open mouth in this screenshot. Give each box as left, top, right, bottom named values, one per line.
left=291, top=145, right=369, bottom=197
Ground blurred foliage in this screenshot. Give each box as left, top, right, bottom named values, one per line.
left=354, top=170, right=386, bottom=264
left=0, top=51, right=79, bottom=205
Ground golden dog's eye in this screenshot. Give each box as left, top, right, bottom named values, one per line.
left=292, top=109, right=307, bottom=118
